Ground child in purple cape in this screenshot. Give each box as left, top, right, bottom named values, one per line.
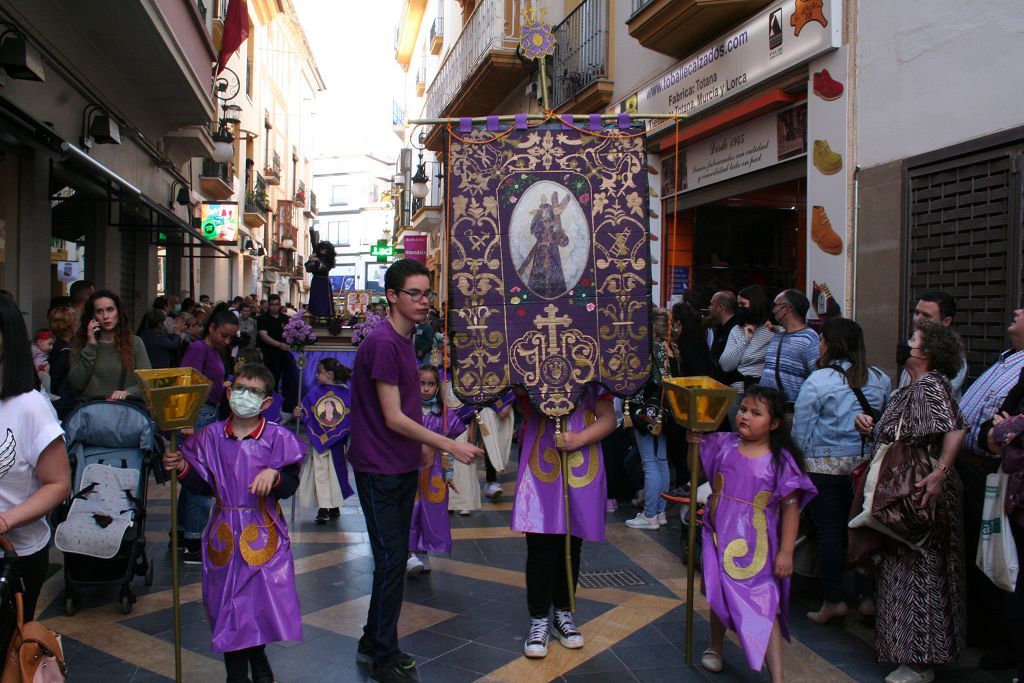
left=406, top=365, right=465, bottom=576
left=512, top=384, right=616, bottom=659
left=688, top=385, right=816, bottom=681
left=295, top=357, right=354, bottom=524
left=164, top=363, right=304, bottom=683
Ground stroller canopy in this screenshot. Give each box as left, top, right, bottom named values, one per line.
left=64, top=401, right=158, bottom=452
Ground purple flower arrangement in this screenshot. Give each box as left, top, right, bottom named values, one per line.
left=283, top=309, right=317, bottom=351
left=352, top=313, right=384, bottom=346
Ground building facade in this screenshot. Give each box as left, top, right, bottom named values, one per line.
left=311, top=154, right=396, bottom=300
left=0, top=0, right=322, bottom=330
left=201, top=0, right=323, bottom=308
left=853, top=0, right=1024, bottom=378
left=394, top=0, right=848, bottom=321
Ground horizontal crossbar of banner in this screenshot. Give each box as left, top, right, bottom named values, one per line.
left=408, top=113, right=683, bottom=125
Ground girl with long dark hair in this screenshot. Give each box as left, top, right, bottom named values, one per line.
left=687, top=385, right=815, bottom=680
left=69, top=289, right=151, bottom=401
left=0, top=294, right=72, bottom=651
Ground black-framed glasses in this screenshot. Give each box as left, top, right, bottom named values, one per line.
left=231, top=385, right=267, bottom=399
left=395, top=288, right=436, bottom=302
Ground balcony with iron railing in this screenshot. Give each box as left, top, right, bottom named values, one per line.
left=303, top=190, right=318, bottom=217
left=415, top=66, right=427, bottom=97
left=429, top=16, right=443, bottom=55
left=294, top=180, right=306, bottom=207
left=244, top=172, right=268, bottom=228
left=626, top=0, right=767, bottom=58
left=265, top=150, right=282, bottom=185
left=551, top=0, right=612, bottom=112
left=422, top=0, right=530, bottom=150
left=199, top=158, right=234, bottom=201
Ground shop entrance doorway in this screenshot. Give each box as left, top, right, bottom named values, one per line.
left=666, top=178, right=805, bottom=308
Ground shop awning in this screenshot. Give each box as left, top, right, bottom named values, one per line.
left=0, top=95, right=228, bottom=256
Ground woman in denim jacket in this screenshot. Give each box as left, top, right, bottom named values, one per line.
left=792, top=318, right=891, bottom=624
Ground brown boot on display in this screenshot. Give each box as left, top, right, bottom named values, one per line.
left=811, top=205, right=843, bottom=255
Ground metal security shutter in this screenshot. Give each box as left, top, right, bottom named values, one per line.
left=905, top=149, right=1023, bottom=384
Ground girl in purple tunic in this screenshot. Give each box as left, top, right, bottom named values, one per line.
left=512, top=385, right=616, bottom=659
left=407, top=365, right=465, bottom=576
left=689, top=386, right=816, bottom=681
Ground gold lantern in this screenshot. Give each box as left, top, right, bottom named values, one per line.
left=135, top=367, right=212, bottom=432
left=662, top=376, right=736, bottom=432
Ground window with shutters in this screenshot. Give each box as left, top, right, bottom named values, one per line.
left=905, top=148, right=1023, bottom=384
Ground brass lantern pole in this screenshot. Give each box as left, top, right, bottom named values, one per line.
left=135, top=368, right=213, bottom=683
left=661, top=376, right=736, bottom=665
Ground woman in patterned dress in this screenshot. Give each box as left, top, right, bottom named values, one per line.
left=854, top=321, right=967, bottom=683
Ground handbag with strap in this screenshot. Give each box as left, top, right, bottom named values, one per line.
left=2, top=592, right=66, bottom=682
left=849, top=411, right=939, bottom=552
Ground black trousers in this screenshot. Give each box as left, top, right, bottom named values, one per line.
left=0, top=545, right=49, bottom=660
left=526, top=533, right=582, bottom=618
left=355, top=470, right=418, bottom=664
left=957, top=458, right=1012, bottom=650
left=223, top=645, right=270, bottom=683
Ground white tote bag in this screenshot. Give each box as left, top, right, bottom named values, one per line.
left=976, top=468, right=1019, bottom=592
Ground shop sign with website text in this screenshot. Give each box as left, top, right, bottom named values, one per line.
left=633, top=0, right=840, bottom=118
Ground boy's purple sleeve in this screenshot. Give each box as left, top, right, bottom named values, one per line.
left=368, top=338, right=401, bottom=385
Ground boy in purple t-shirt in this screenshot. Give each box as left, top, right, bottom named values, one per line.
left=348, top=259, right=482, bottom=683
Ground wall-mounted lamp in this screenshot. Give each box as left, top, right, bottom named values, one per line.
left=210, top=120, right=235, bottom=163
left=410, top=151, right=429, bottom=200
left=222, top=104, right=242, bottom=125
left=0, top=29, right=44, bottom=81
left=82, top=103, right=121, bottom=150
left=170, top=180, right=191, bottom=207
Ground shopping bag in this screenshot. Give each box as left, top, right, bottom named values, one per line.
left=976, top=469, right=1019, bottom=592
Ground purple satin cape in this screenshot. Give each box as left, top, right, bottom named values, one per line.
left=699, top=432, right=816, bottom=670
left=302, top=383, right=354, bottom=497
left=511, top=385, right=608, bottom=542
left=409, top=409, right=465, bottom=554
left=180, top=420, right=305, bottom=652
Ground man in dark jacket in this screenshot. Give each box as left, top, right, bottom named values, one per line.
left=708, top=290, right=741, bottom=386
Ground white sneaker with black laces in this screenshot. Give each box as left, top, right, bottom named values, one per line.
left=523, top=617, right=550, bottom=658
left=552, top=609, right=584, bottom=649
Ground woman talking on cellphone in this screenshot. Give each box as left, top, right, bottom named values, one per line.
left=70, top=290, right=151, bottom=403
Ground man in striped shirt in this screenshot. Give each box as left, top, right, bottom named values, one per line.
left=957, top=307, right=1024, bottom=669
left=759, top=289, right=820, bottom=408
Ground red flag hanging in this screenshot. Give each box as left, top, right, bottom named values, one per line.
left=217, top=0, right=250, bottom=75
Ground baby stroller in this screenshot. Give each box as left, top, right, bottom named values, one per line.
left=54, top=400, right=163, bottom=615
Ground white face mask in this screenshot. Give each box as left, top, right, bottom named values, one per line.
left=228, top=389, right=265, bottom=418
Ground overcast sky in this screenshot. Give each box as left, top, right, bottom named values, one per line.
left=294, top=0, right=404, bottom=161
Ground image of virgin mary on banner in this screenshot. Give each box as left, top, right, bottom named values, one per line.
left=300, top=383, right=354, bottom=498
left=448, top=119, right=652, bottom=417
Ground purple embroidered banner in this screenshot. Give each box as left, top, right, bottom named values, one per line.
left=448, top=123, right=652, bottom=417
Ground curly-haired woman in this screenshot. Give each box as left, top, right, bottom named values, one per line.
left=69, top=290, right=151, bottom=402
left=854, top=320, right=967, bottom=683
